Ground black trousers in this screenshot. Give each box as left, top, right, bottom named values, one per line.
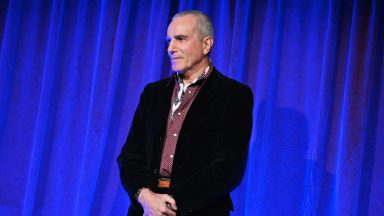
left=128, top=207, right=230, bottom=216
left=128, top=188, right=232, bottom=216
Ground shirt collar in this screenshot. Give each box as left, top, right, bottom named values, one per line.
left=172, top=65, right=211, bottom=86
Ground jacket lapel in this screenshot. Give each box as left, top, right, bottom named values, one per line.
left=158, top=77, right=175, bottom=135
left=181, top=68, right=221, bottom=127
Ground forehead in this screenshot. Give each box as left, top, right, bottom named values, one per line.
left=167, top=14, right=199, bottom=36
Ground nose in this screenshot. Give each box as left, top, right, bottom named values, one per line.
left=167, top=39, right=176, bottom=54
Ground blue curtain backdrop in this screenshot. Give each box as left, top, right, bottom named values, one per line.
left=0, top=0, right=383, bottom=215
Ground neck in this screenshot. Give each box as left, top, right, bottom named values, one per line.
left=181, top=58, right=210, bottom=84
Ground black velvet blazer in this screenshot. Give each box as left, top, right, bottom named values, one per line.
left=117, top=67, right=253, bottom=216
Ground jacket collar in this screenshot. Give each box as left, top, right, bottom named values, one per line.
left=159, top=66, right=222, bottom=131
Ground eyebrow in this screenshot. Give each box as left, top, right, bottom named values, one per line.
left=165, top=34, right=188, bottom=43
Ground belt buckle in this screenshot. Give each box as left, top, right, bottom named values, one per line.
left=158, top=177, right=171, bottom=189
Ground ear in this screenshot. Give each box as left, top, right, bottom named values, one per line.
left=202, top=36, right=214, bottom=55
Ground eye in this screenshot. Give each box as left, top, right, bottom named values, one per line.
left=175, top=35, right=187, bottom=41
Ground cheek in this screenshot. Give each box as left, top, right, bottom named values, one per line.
left=190, top=49, right=203, bottom=61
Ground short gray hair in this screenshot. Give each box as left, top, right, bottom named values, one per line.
left=172, top=10, right=214, bottom=39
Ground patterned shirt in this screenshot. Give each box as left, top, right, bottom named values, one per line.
left=159, top=66, right=211, bottom=177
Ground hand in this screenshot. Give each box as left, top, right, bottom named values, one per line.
left=138, top=188, right=177, bottom=216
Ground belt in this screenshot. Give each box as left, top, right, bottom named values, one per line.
left=158, top=177, right=171, bottom=189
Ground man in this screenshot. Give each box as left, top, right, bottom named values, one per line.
left=118, top=10, right=253, bottom=216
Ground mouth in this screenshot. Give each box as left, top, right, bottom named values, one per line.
left=171, top=57, right=182, bottom=61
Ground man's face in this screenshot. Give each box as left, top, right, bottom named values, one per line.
left=166, top=15, right=206, bottom=73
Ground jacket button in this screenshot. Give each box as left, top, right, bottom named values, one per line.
left=153, top=169, right=159, bottom=175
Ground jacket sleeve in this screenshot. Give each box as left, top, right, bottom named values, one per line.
left=117, top=84, right=152, bottom=207
left=169, top=85, right=254, bottom=215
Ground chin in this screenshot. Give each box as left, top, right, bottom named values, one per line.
left=171, top=65, right=185, bottom=72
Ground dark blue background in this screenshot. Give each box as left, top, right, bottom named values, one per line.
left=0, top=0, right=383, bottom=215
